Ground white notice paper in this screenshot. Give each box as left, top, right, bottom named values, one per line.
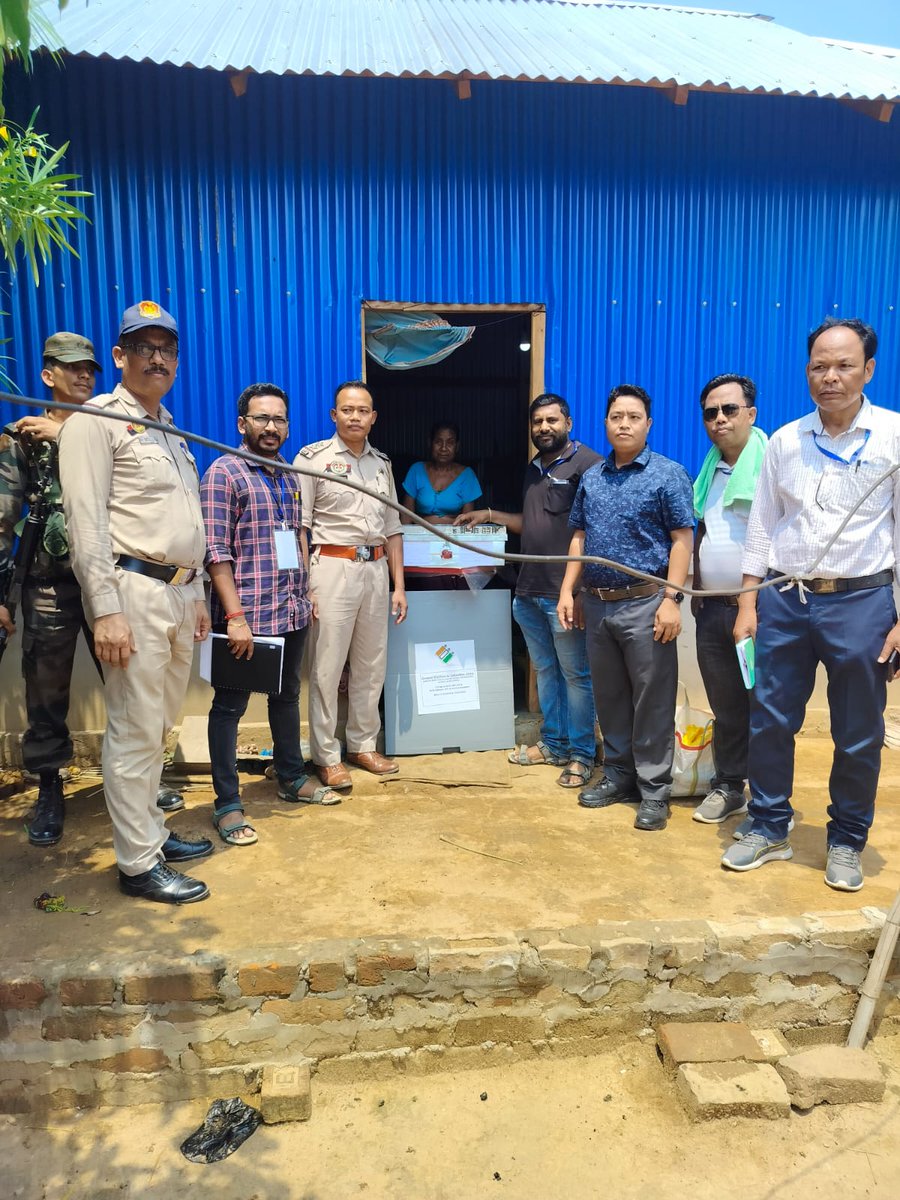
left=414, top=639, right=481, bottom=715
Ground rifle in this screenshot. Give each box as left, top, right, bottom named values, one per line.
left=0, top=473, right=53, bottom=665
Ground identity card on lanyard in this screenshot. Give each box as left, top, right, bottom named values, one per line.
left=262, top=469, right=301, bottom=571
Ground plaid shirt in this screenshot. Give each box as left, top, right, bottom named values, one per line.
left=201, top=449, right=311, bottom=636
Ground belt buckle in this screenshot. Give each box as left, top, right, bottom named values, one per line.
left=814, top=578, right=838, bottom=594
left=169, top=566, right=194, bottom=586
left=355, top=546, right=371, bottom=563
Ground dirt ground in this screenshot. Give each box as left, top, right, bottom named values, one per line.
left=3, top=1034, right=900, bottom=1199
left=2, top=739, right=900, bottom=965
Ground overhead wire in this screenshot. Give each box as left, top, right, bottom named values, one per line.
left=2, top=390, right=897, bottom=598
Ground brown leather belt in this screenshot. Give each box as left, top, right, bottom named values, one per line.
left=117, top=555, right=198, bottom=586
left=587, top=581, right=660, bottom=602
left=769, top=569, right=893, bottom=595
left=317, top=544, right=385, bottom=563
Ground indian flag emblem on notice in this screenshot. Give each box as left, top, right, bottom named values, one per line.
left=435, top=644, right=454, bottom=664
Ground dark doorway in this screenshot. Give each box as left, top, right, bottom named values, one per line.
left=363, top=305, right=542, bottom=710
left=364, top=309, right=535, bottom=515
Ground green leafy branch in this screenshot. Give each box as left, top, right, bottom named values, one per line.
left=0, top=112, right=90, bottom=284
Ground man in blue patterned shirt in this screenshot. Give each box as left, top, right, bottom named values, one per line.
left=558, top=384, right=694, bottom=831
left=200, top=383, right=340, bottom=847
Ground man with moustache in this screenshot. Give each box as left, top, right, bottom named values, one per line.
left=690, top=374, right=767, bottom=828
left=0, top=333, right=102, bottom=846
left=558, top=385, right=694, bottom=831
left=722, top=318, right=900, bottom=891
left=456, top=393, right=601, bottom=788
left=58, top=301, right=213, bottom=904
left=201, top=382, right=340, bottom=846
left=297, top=380, right=407, bottom=790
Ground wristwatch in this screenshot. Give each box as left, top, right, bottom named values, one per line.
left=664, top=590, right=685, bottom=603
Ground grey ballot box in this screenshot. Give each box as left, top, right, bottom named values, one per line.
left=384, top=590, right=515, bottom=755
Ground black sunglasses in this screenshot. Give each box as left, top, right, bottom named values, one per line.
left=702, top=403, right=749, bottom=422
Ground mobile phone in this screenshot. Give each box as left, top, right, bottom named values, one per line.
left=887, top=650, right=900, bottom=676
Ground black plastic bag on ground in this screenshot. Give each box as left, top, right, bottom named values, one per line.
left=180, top=1097, right=263, bottom=1164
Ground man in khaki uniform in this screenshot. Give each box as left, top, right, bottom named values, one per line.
left=297, top=380, right=407, bottom=790
left=59, top=301, right=214, bottom=904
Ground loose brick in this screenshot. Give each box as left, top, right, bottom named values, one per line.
left=308, top=960, right=347, bottom=993
left=122, top=966, right=224, bottom=1005
left=84, top=1048, right=169, bottom=1074
left=776, top=1046, right=886, bottom=1109
left=750, top=1028, right=792, bottom=1064
left=0, top=977, right=47, bottom=1010
left=658, top=1021, right=767, bottom=1072
left=676, top=1061, right=791, bottom=1121
left=237, top=963, right=298, bottom=997
left=59, top=976, right=117, bottom=1007
left=43, top=1012, right=143, bottom=1041
left=260, top=1063, right=312, bottom=1124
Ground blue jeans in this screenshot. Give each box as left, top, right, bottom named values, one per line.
left=208, top=627, right=308, bottom=814
left=512, top=594, right=596, bottom=765
left=748, top=582, right=895, bottom=851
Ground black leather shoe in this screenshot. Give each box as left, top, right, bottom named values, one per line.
left=578, top=777, right=639, bottom=809
left=162, top=832, right=214, bottom=862
left=25, top=777, right=65, bottom=846
left=119, top=862, right=210, bottom=904
left=157, top=785, right=185, bottom=814
left=634, top=796, right=670, bottom=831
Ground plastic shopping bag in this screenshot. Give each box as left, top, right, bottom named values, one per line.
left=671, top=683, right=715, bottom=798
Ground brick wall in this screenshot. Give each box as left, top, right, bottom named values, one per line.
left=2, top=912, right=897, bottom=1114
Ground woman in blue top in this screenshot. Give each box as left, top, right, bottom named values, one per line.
left=401, top=421, right=482, bottom=524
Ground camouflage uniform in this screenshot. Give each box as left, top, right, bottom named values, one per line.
left=0, top=425, right=94, bottom=773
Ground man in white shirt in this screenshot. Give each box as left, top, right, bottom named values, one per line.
left=722, top=318, right=900, bottom=891
left=690, top=375, right=766, bottom=826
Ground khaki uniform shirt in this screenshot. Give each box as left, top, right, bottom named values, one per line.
left=58, top=384, right=206, bottom=619
left=296, top=434, right=402, bottom=546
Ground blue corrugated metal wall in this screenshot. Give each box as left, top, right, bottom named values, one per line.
left=3, top=57, right=900, bottom=476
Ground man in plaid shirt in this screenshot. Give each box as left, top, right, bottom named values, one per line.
left=200, top=382, right=341, bottom=846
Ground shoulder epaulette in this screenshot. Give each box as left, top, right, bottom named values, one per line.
left=298, top=439, right=332, bottom=458
left=372, top=446, right=391, bottom=462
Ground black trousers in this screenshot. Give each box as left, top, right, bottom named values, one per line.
left=584, top=591, right=678, bottom=804
left=20, top=573, right=98, bottom=773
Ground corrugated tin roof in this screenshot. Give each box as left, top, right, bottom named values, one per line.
left=34, top=0, right=900, bottom=102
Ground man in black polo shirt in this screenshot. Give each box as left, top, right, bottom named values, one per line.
left=457, top=394, right=601, bottom=788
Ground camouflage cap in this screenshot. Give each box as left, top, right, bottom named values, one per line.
left=43, top=332, right=102, bottom=371
left=118, top=300, right=179, bottom=341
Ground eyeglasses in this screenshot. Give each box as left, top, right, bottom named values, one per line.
left=123, top=341, right=179, bottom=361
left=244, top=414, right=288, bottom=429
left=702, top=403, right=749, bottom=422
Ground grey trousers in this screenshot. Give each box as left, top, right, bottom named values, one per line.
left=583, top=591, right=677, bottom=804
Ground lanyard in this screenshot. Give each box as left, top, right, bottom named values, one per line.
left=537, top=441, right=578, bottom=479
left=812, top=427, right=870, bottom=468
left=258, top=468, right=287, bottom=525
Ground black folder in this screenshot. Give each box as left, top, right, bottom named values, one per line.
left=200, top=633, right=284, bottom=695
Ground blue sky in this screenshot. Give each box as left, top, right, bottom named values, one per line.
left=680, top=1, right=900, bottom=47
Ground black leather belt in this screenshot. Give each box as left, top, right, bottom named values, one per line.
left=587, top=581, right=659, bottom=602
left=705, top=594, right=740, bottom=607
left=769, top=569, right=893, bottom=595
left=117, top=555, right=198, bottom=586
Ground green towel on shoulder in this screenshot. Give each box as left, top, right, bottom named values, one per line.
left=693, top=426, right=768, bottom=519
